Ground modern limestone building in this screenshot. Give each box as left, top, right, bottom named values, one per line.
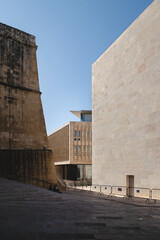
left=92, top=0, right=160, bottom=196
left=48, top=111, right=92, bottom=181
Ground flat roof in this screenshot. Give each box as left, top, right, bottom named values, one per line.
left=70, top=110, right=92, bottom=119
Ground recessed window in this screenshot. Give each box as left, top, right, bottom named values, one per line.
left=74, top=130, right=77, bottom=137
left=78, top=145, right=80, bottom=151
left=74, top=146, right=77, bottom=152
left=74, top=138, right=76, bottom=141
left=78, top=138, right=80, bottom=141
left=86, top=146, right=88, bottom=152
left=82, top=131, right=84, bottom=137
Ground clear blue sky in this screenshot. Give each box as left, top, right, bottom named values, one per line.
left=0, top=0, right=153, bottom=134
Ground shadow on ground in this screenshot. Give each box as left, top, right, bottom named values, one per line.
left=0, top=178, right=160, bottom=240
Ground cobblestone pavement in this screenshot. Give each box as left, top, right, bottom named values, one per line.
left=0, top=178, right=160, bottom=240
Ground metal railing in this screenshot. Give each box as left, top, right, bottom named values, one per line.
left=56, top=173, right=67, bottom=189
left=151, top=189, right=160, bottom=200
left=66, top=182, right=160, bottom=201
left=128, top=187, right=150, bottom=199
left=111, top=186, right=127, bottom=197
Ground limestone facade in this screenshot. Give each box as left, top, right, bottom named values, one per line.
left=49, top=123, right=69, bottom=164
left=49, top=121, right=92, bottom=165
left=92, top=0, right=160, bottom=190
left=48, top=121, right=92, bottom=180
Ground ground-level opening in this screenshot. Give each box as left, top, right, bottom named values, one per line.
left=55, top=164, right=92, bottom=182
left=126, top=175, right=134, bottom=197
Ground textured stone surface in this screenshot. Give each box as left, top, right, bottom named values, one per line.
left=70, top=121, right=92, bottom=164
left=0, top=150, right=56, bottom=185
left=0, top=22, right=47, bottom=149
left=0, top=23, right=57, bottom=185
left=92, top=0, right=160, bottom=188
left=49, top=124, right=69, bottom=163
left=1, top=178, right=160, bottom=240
left=48, top=121, right=92, bottom=165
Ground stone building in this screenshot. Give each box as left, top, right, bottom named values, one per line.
left=92, top=0, right=160, bottom=197
left=48, top=111, right=92, bottom=181
left=0, top=22, right=57, bottom=186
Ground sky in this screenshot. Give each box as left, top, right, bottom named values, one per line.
left=0, top=0, right=154, bottom=134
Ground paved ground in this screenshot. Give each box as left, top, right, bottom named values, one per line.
left=0, top=178, right=160, bottom=240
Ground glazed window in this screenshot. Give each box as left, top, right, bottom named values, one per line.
left=74, top=145, right=77, bottom=152
left=86, top=146, right=88, bottom=152
left=86, top=131, right=88, bottom=138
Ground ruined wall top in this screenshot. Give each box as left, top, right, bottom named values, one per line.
left=0, top=22, right=36, bottom=47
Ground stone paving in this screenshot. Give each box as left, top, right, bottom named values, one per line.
left=0, top=178, right=160, bottom=240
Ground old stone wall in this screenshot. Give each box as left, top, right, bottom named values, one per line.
left=0, top=23, right=57, bottom=186
left=0, top=149, right=57, bottom=187
left=92, top=0, right=160, bottom=188
left=0, top=23, right=48, bottom=149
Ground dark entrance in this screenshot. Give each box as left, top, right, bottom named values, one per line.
left=126, top=175, right=134, bottom=197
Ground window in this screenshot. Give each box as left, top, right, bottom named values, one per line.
left=78, top=130, right=80, bottom=137
left=86, top=131, right=88, bottom=138
left=74, top=145, right=77, bottom=152
left=74, top=138, right=76, bottom=141
left=82, top=131, right=84, bottom=137
left=82, top=146, right=84, bottom=152
left=89, top=131, right=92, bottom=138
left=78, top=138, right=80, bottom=141
left=86, top=146, right=88, bottom=152
left=74, top=130, right=77, bottom=137
left=78, top=146, right=81, bottom=155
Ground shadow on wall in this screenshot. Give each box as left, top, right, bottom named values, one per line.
left=0, top=149, right=57, bottom=188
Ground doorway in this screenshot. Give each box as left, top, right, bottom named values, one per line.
left=126, top=175, right=134, bottom=197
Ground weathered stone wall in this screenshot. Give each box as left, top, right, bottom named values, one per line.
left=0, top=149, right=56, bottom=187
left=0, top=23, right=48, bottom=149
left=92, top=0, right=160, bottom=188
left=0, top=23, right=57, bottom=186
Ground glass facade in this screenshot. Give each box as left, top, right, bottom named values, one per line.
left=81, top=113, right=92, bottom=122
left=77, top=165, right=92, bottom=180
left=60, top=164, right=92, bottom=181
